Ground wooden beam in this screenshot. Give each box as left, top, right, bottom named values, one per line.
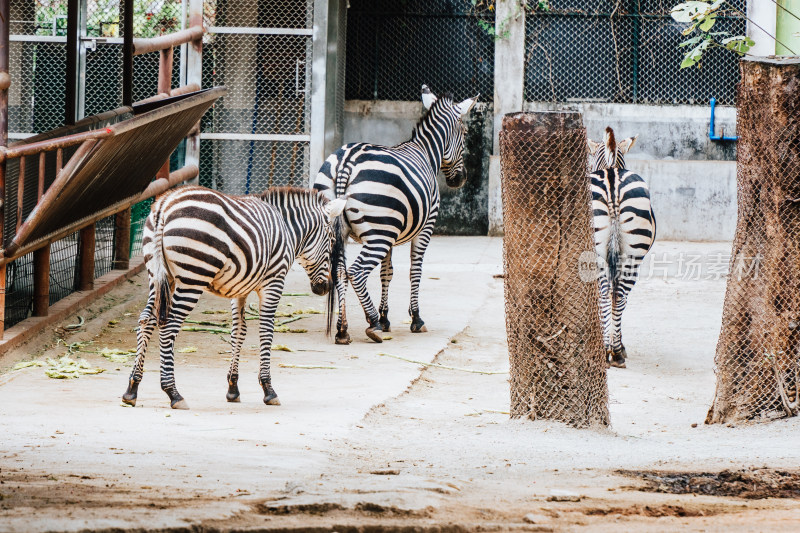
left=78, top=224, right=96, bottom=291
left=33, top=246, right=50, bottom=317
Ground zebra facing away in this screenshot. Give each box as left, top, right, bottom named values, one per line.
left=121, top=186, right=347, bottom=409
left=587, top=127, right=656, bottom=368
left=313, top=85, right=478, bottom=344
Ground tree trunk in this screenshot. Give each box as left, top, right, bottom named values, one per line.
left=707, top=57, right=800, bottom=424
left=500, top=111, right=608, bottom=427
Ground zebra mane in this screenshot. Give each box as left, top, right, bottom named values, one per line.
left=257, top=186, right=329, bottom=206
left=411, top=94, right=454, bottom=142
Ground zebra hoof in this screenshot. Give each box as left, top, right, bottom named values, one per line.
left=171, top=398, right=190, bottom=410
left=366, top=326, right=383, bottom=343
left=226, top=393, right=241, bottom=403
left=609, top=360, right=627, bottom=369
left=335, top=332, right=352, bottom=345
left=264, top=394, right=281, bottom=406
left=379, top=321, right=391, bottom=333
left=122, top=380, right=139, bottom=406
left=410, top=322, right=427, bottom=333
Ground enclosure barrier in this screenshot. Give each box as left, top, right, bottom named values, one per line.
left=499, top=111, right=608, bottom=427
left=0, top=1, right=209, bottom=343
left=707, top=57, right=800, bottom=424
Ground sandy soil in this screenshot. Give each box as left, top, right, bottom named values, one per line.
left=1, top=237, right=799, bottom=532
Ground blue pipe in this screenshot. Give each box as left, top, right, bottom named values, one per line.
left=709, top=97, right=738, bottom=142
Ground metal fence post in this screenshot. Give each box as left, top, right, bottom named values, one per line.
left=0, top=0, right=9, bottom=337
left=33, top=247, right=50, bottom=316
left=78, top=225, right=96, bottom=290
left=113, top=210, right=131, bottom=270
left=183, top=0, right=203, bottom=185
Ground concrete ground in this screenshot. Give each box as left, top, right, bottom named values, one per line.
left=1, top=237, right=799, bottom=532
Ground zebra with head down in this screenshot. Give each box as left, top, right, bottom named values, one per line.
left=314, top=85, right=478, bottom=345
left=122, top=186, right=347, bottom=409
left=587, top=127, right=656, bottom=368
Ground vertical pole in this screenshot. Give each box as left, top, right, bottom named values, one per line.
left=0, top=0, right=10, bottom=337
left=157, top=47, right=174, bottom=180
left=32, top=246, right=50, bottom=317
left=631, top=1, right=640, bottom=103
left=113, top=210, right=131, bottom=270
left=78, top=224, right=95, bottom=290
left=489, top=0, right=526, bottom=236
left=65, top=0, right=79, bottom=125
left=184, top=0, right=203, bottom=185
left=309, top=0, right=332, bottom=185
left=122, top=0, right=133, bottom=107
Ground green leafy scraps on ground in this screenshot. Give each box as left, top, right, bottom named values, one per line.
left=13, top=360, right=46, bottom=370
left=274, top=326, right=307, bottom=334
left=278, top=363, right=338, bottom=369
left=178, top=346, right=198, bottom=353
left=43, top=356, right=105, bottom=379
left=98, top=348, right=136, bottom=363
left=272, top=344, right=294, bottom=352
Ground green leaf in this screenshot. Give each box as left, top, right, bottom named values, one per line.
left=679, top=35, right=704, bottom=47
left=699, top=13, right=716, bottom=32
left=671, top=1, right=713, bottom=23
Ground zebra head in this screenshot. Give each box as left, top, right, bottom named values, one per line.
left=587, top=127, right=638, bottom=172
left=295, top=194, right=348, bottom=298
left=419, top=85, right=479, bottom=189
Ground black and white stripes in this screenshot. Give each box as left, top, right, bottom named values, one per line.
left=122, top=186, right=346, bottom=409
left=588, top=128, right=656, bottom=368
left=313, top=85, right=478, bottom=344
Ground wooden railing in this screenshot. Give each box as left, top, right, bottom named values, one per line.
left=0, top=5, right=207, bottom=339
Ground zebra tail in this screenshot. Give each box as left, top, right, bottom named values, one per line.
left=326, top=216, right=346, bottom=336
left=149, top=205, right=173, bottom=328
left=607, top=216, right=621, bottom=292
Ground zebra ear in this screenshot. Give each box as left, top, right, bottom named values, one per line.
left=455, top=95, right=478, bottom=116
left=421, top=84, right=437, bottom=110
left=587, top=139, right=602, bottom=154
left=618, top=135, right=638, bottom=154
left=326, top=196, right=348, bottom=221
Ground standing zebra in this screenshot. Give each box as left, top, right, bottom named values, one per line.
left=587, top=127, right=656, bottom=368
left=313, top=85, right=478, bottom=344
left=121, top=186, right=347, bottom=409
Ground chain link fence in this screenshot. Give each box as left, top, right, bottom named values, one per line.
left=200, top=0, right=314, bottom=194
left=345, top=0, right=494, bottom=102
left=500, top=111, right=608, bottom=427
left=524, top=0, right=746, bottom=105
left=707, top=69, right=800, bottom=423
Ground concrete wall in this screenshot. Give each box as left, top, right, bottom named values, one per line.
left=344, top=99, right=738, bottom=241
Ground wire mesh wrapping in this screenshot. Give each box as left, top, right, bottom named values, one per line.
left=499, top=111, right=608, bottom=427
left=707, top=59, right=800, bottom=424
left=524, top=0, right=745, bottom=105
left=345, top=0, right=494, bottom=102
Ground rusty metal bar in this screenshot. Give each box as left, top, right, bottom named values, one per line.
left=16, top=156, right=24, bottom=231
left=78, top=225, right=95, bottom=291
left=156, top=48, right=174, bottom=181
left=0, top=128, right=112, bottom=162
left=33, top=246, right=50, bottom=316
left=37, top=152, right=45, bottom=200
left=0, top=0, right=9, bottom=337
left=2, top=139, right=98, bottom=259
left=133, top=83, right=201, bottom=107
left=134, top=26, right=204, bottom=56
left=56, top=148, right=62, bottom=174
left=139, top=164, right=198, bottom=201
left=113, top=208, right=131, bottom=270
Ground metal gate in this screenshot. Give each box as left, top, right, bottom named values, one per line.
left=199, top=0, right=314, bottom=194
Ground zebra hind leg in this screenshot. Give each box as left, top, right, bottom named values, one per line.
left=347, top=245, right=386, bottom=343
left=408, top=232, right=432, bottom=333
left=122, top=289, right=158, bottom=406
left=378, top=249, right=393, bottom=332
left=159, top=285, right=203, bottom=409
left=226, top=297, right=247, bottom=402
left=258, top=278, right=285, bottom=405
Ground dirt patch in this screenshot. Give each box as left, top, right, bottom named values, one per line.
left=255, top=501, right=432, bottom=518
left=582, top=504, right=710, bottom=517
left=620, top=468, right=800, bottom=499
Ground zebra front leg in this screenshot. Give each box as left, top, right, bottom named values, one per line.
left=334, top=245, right=351, bottom=345
left=226, top=297, right=247, bottom=402
left=258, top=278, right=285, bottom=405
left=122, top=289, right=157, bottom=406
left=408, top=230, right=433, bottom=333
left=348, top=243, right=386, bottom=343
left=378, top=248, right=393, bottom=332
left=159, top=285, right=203, bottom=409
